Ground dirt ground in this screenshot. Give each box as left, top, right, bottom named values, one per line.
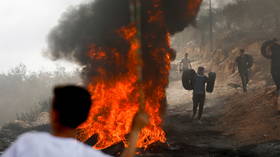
left=219, top=86, right=280, bottom=146
left=2, top=69, right=279, bottom=156
left=138, top=72, right=280, bottom=157
left=147, top=79, right=239, bottom=156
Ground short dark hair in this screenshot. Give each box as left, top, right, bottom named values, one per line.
left=53, top=85, right=92, bottom=128
left=240, top=49, right=245, bottom=52
left=198, top=66, right=205, bottom=73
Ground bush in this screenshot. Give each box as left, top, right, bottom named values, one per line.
left=0, top=64, right=81, bottom=126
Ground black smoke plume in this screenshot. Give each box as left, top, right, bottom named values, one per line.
left=47, top=0, right=201, bottom=149
left=47, top=0, right=201, bottom=83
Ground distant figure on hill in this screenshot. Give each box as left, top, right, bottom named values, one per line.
left=1, top=85, right=148, bottom=157
left=233, top=49, right=253, bottom=93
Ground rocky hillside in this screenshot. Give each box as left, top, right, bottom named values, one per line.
left=220, top=86, right=280, bottom=146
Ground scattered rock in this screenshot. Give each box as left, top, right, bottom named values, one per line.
left=31, top=112, right=49, bottom=126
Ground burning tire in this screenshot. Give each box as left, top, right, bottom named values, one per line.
left=182, top=69, right=196, bottom=90
left=206, top=72, right=216, bottom=93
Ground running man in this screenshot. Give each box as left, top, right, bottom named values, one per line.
left=233, top=49, right=253, bottom=93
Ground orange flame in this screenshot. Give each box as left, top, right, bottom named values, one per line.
left=186, top=0, right=203, bottom=18
left=77, top=0, right=202, bottom=150
left=186, top=0, right=202, bottom=18
left=78, top=25, right=167, bottom=149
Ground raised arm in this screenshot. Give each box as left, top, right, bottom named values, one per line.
left=120, top=112, right=149, bottom=157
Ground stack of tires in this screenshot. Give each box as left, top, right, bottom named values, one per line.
left=182, top=69, right=196, bottom=90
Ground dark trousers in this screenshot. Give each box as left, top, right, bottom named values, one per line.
left=272, top=70, right=280, bottom=94
left=192, top=94, right=206, bottom=120
left=239, top=71, right=249, bottom=92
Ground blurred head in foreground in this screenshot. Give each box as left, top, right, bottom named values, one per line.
left=51, top=85, right=92, bottom=135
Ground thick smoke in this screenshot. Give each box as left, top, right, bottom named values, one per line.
left=48, top=0, right=131, bottom=81
left=47, top=0, right=201, bottom=83
left=47, top=0, right=201, bottom=148
left=162, top=0, right=201, bottom=34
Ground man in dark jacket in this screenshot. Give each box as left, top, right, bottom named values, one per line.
left=192, top=67, right=208, bottom=120
left=234, top=49, right=253, bottom=92
left=270, top=39, right=280, bottom=106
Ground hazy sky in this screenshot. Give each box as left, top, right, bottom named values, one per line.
left=0, top=0, right=234, bottom=73
left=0, top=0, right=85, bottom=73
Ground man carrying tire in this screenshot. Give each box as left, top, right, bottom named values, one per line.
left=233, top=49, right=253, bottom=93
left=192, top=67, right=208, bottom=121
left=271, top=39, right=280, bottom=106
left=263, top=38, right=280, bottom=107
left=182, top=66, right=216, bottom=121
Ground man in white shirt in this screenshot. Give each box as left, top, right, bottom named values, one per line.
left=1, top=85, right=148, bottom=157
left=179, top=53, right=192, bottom=72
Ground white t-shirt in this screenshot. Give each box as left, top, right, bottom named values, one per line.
left=180, top=57, right=192, bottom=71
left=1, top=132, right=111, bottom=157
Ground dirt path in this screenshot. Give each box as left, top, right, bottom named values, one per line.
left=164, top=99, right=235, bottom=150
left=137, top=80, right=241, bottom=156
left=138, top=76, right=280, bottom=157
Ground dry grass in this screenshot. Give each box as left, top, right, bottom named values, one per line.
left=220, top=86, right=280, bottom=146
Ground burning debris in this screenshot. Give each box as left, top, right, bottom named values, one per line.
left=47, top=0, right=202, bottom=150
